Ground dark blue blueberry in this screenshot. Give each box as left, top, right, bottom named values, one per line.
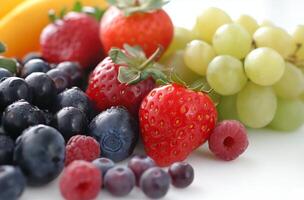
left=0, top=68, right=13, bottom=80
left=54, top=87, right=93, bottom=119
left=128, top=155, right=156, bottom=186
left=104, top=166, right=135, bottom=197
left=25, top=72, right=57, bottom=109
left=89, top=107, right=139, bottom=162
left=140, top=167, right=171, bottom=199
left=21, top=59, right=50, bottom=78
left=2, top=100, right=46, bottom=139
left=0, top=77, right=33, bottom=111
left=0, top=165, right=26, bottom=200
left=22, top=52, right=44, bottom=64
left=168, top=162, right=194, bottom=188
left=0, top=135, right=14, bottom=165
left=92, top=157, right=115, bottom=178
left=53, top=107, right=88, bottom=141
left=14, top=125, right=65, bottom=186
left=56, top=62, right=83, bottom=87
left=47, top=68, right=71, bottom=93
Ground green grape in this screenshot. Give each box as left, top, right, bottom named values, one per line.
left=273, top=62, right=304, bottom=99
left=161, top=50, right=201, bottom=84
left=244, top=47, right=285, bottom=86
left=213, top=23, right=252, bottom=59
left=292, top=25, right=304, bottom=61
left=259, top=19, right=276, bottom=27
left=161, top=27, right=194, bottom=60
left=217, top=95, right=239, bottom=120
left=253, top=26, right=296, bottom=58
left=269, top=98, right=304, bottom=131
left=237, top=82, right=277, bottom=128
left=235, top=14, right=259, bottom=36
left=183, top=40, right=216, bottom=76
left=193, top=7, right=232, bottom=44
left=207, top=55, right=247, bottom=95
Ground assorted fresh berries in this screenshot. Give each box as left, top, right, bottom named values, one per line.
left=0, top=1, right=253, bottom=199
left=139, top=83, right=218, bottom=166
left=65, top=135, right=101, bottom=166
left=208, top=120, right=249, bottom=161
left=100, top=0, right=173, bottom=57
left=40, top=11, right=103, bottom=68
left=89, top=107, right=139, bottom=162
left=60, top=160, right=102, bottom=200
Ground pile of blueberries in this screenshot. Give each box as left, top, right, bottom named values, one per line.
left=0, top=53, right=140, bottom=199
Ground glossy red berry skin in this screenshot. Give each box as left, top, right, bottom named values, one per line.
left=40, top=12, right=103, bottom=68
left=139, top=84, right=217, bottom=167
left=100, top=6, right=173, bottom=57
left=86, top=57, right=155, bottom=116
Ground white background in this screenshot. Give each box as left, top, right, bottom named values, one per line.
left=21, top=0, right=304, bottom=199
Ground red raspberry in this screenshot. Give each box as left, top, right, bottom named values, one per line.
left=65, top=135, right=101, bottom=166
left=60, top=160, right=102, bottom=200
left=208, top=120, right=249, bottom=161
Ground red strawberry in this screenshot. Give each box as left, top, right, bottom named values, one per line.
left=139, top=84, right=217, bottom=166
left=40, top=12, right=103, bottom=68
left=86, top=45, right=166, bottom=116
left=100, top=0, right=174, bottom=57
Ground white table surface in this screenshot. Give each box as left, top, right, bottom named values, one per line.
left=21, top=0, right=304, bottom=199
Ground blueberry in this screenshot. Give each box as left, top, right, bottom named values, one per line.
left=54, top=87, right=93, bottom=118
left=104, top=166, right=135, bottom=197
left=0, top=165, right=26, bottom=200
left=57, top=62, right=83, bottom=86
left=22, top=52, right=44, bottom=64
left=21, top=59, right=50, bottom=78
left=0, top=68, right=13, bottom=80
left=140, top=167, right=171, bottom=199
left=0, top=77, right=32, bottom=111
left=0, top=135, right=14, bottom=165
left=47, top=68, right=71, bottom=93
left=89, top=107, right=138, bottom=162
left=53, top=107, right=88, bottom=141
left=2, top=100, right=46, bottom=139
left=168, top=162, right=194, bottom=188
left=92, top=157, right=115, bottom=178
left=25, top=72, right=57, bottom=108
left=128, top=155, right=156, bottom=186
left=14, top=125, right=65, bottom=186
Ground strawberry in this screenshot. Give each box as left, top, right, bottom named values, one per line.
left=100, top=0, right=174, bottom=57
left=40, top=9, right=103, bottom=69
left=139, top=84, right=217, bottom=166
left=86, top=44, right=167, bottom=116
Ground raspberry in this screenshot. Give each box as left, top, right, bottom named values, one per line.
left=60, top=160, right=102, bottom=200
left=208, top=120, right=249, bottom=161
left=65, top=135, right=100, bottom=166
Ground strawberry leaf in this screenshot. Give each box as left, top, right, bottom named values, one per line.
left=118, top=66, right=141, bottom=84
left=0, top=42, right=6, bottom=54
left=59, top=7, right=67, bottom=18
left=142, top=68, right=168, bottom=84
left=48, top=9, right=58, bottom=22
left=0, top=58, right=17, bottom=73
left=73, top=1, right=83, bottom=12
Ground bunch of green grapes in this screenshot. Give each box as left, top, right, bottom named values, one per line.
left=161, top=7, right=304, bottom=131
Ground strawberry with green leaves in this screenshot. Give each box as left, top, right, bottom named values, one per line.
left=86, top=44, right=167, bottom=116
left=100, top=0, right=174, bottom=57
left=139, top=84, right=218, bottom=166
